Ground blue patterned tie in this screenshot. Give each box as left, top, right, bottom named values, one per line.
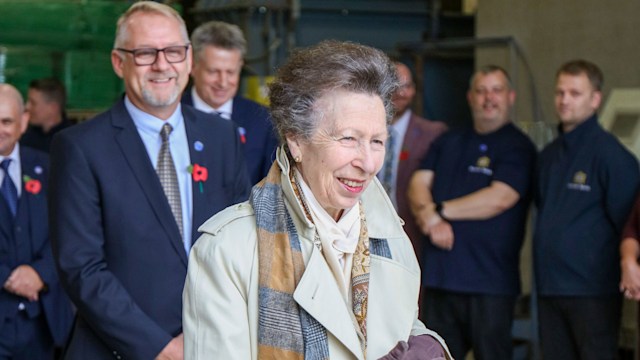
left=0, top=159, right=18, bottom=217
left=381, top=128, right=396, bottom=195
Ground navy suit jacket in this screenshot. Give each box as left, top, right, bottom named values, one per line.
left=49, top=100, right=251, bottom=359
left=182, top=90, right=278, bottom=185
left=0, top=146, right=73, bottom=347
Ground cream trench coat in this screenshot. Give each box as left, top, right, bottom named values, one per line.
left=183, top=152, right=451, bottom=359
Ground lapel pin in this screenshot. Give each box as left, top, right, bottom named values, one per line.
left=194, top=141, right=204, bottom=152
left=238, top=127, right=247, bottom=144
left=34, top=165, right=43, bottom=175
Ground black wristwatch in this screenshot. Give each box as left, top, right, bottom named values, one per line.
left=435, top=202, right=448, bottom=221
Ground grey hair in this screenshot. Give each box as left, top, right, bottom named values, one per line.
left=113, top=1, right=189, bottom=50
left=191, top=21, right=247, bottom=62
left=269, top=40, right=398, bottom=148
left=469, top=64, right=513, bottom=89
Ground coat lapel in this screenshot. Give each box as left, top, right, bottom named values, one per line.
left=111, top=101, right=188, bottom=265
left=294, top=248, right=364, bottom=360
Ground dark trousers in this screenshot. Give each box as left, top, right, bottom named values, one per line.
left=0, top=311, right=53, bottom=360
left=538, top=295, right=621, bottom=360
left=423, top=288, right=516, bottom=360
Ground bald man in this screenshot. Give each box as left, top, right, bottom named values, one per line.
left=0, top=84, right=73, bottom=359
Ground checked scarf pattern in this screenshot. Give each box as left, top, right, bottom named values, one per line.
left=251, top=161, right=371, bottom=359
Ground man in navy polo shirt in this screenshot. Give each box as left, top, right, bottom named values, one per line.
left=534, top=59, right=640, bottom=360
left=408, top=65, right=536, bottom=360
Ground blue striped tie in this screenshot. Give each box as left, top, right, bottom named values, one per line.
left=0, top=159, right=18, bottom=217
left=381, top=129, right=396, bottom=196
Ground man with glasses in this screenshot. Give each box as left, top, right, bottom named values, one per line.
left=49, top=2, right=251, bottom=359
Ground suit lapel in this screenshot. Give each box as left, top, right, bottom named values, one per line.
left=0, top=194, right=12, bottom=241
left=293, top=248, right=364, bottom=360
left=19, top=150, right=46, bottom=248
left=183, top=107, right=210, bottom=245
left=396, top=116, right=418, bottom=190
left=111, top=101, right=188, bottom=265
left=230, top=96, right=248, bottom=128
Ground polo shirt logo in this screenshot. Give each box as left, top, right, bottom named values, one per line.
left=567, top=170, right=591, bottom=191
left=468, top=156, right=493, bottom=176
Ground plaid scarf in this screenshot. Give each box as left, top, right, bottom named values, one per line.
left=251, top=159, right=371, bottom=359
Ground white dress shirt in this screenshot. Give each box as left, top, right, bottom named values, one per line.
left=0, top=144, right=22, bottom=197
left=191, top=87, right=233, bottom=120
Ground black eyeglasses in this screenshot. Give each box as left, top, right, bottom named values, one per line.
left=116, top=44, right=190, bottom=66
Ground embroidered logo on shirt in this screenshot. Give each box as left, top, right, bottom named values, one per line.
left=567, top=170, right=591, bottom=192
left=468, top=156, right=493, bottom=176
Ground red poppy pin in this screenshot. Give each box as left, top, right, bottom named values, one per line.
left=187, top=164, right=208, bottom=193
left=399, top=150, right=410, bottom=161
left=23, top=175, right=42, bottom=195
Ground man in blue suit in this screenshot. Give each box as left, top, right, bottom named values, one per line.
left=49, top=2, right=251, bottom=359
left=183, top=20, right=278, bottom=185
left=0, top=84, right=73, bottom=359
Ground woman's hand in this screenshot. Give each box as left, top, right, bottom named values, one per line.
left=378, top=335, right=447, bottom=360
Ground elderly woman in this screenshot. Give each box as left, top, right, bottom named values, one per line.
left=183, top=40, right=451, bottom=360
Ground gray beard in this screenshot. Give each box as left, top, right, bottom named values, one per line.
left=142, top=86, right=180, bottom=107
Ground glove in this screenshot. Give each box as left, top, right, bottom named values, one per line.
left=377, top=340, right=409, bottom=360
left=378, top=335, right=446, bottom=360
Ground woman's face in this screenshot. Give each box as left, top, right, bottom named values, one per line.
left=287, top=90, right=387, bottom=221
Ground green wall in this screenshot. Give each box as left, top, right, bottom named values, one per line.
left=0, top=1, right=131, bottom=111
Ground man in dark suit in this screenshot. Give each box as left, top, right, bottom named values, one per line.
left=378, top=61, right=447, bottom=258
left=183, top=20, right=278, bottom=185
left=0, top=84, right=73, bottom=359
left=49, top=2, right=251, bottom=360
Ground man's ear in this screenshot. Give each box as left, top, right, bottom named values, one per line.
left=111, top=50, right=125, bottom=79
left=19, top=108, right=30, bottom=135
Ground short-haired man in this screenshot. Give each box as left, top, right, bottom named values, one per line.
left=0, top=84, right=73, bottom=359
left=408, top=65, right=536, bottom=359
left=22, top=78, right=73, bottom=153
left=534, top=59, right=640, bottom=360
left=183, top=20, right=278, bottom=185
left=49, top=2, right=251, bottom=359
left=377, top=61, right=447, bottom=261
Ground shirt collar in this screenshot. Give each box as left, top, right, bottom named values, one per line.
left=0, top=143, right=22, bottom=195
left=125, top=96, right=183, bottom=138
left=191, top=87, right=233, bottom=119
left=392, top=109, right=411, bottom=136
left=0, top=143, right=20, bottom=165
left=558, top=113, right=599, bottom=149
